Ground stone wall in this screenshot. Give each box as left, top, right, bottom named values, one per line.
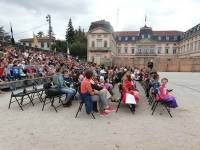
left=112, top=56, right=200, bottom=72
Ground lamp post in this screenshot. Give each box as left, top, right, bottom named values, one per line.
left=46, top=14, right=52, bottom=50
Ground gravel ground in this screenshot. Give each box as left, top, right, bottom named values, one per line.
left=0, top=72, right=200, bottom=150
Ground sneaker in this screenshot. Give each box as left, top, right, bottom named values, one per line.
left=99, top=111, right=109, bottom=116
left=105, top=106, right=115, bottom=113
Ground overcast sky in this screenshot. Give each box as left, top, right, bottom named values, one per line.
left=1, top=0, right=200, bottom=41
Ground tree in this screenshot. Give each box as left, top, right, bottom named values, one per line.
left=37, top=31, right=44, bottom=37
left=51, top=40, right=68, bottom=52
left=66, top=18, right=75, bottom=46
left=0, top=26, right=11, bottom=42
left=70, top=26, right=87, bottom=58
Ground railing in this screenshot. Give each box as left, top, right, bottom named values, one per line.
left=88, top=47, right=111, bottom=51
left=135, top=52, right=157, bottom=56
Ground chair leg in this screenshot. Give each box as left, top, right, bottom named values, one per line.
left=91, top=112, right=96, bottom=119
left=51, top=97, right=58, bottom=112
left=42, top=97, right=47, bottom=111
left=28, top=94, right=34, bottom=106
left=152, top=102, right=158, bottom=115
left=116, top=99, right=122, bottom=112
left=164, top=104, right=173, bottom=118
left=15, top=97, right=24, bottom=111
left=75, top=103, right=83, bottom=118
left=151, top=101, right=156, bottom=110
left=8, top=96, right=13, bottom=109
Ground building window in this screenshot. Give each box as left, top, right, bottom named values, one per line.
left=41, top=42, right=44, bottom=48
left=47, top=42, right=50, bottom=48
left=174, top=36, right=177, bottom=41
left=118, top=48, right=121, bottom=54
left=92, top=41, right=95, bottom=47
left=198, top=40, right=200, bottom=49
left=29, top=43, right=31, bottom=47
left=118, top=36, right=121, bottom=41
left=148, top=34, right=151, bottom=39
left=157, top=47, right=161, bottom=54
left=131, top=47, right=135, bottom=54
left=96, top=39, right=103, bottom=48
left=158, top=36, right=161, bottom=41
left=124, top=47, right=128, bottom=53
left=125, top=37, right=128, bottom=41
left=97, top=34, right=102, bottom=38
left=165, top=48, right=169, bottom=54
left=166, top=36, right=169, bottom=41
left=142, top=35, right=144, bottom=39
left=132, top=36, right=135, bottom=40
left=23, top=42, right=26, bottom=45
left=104, top=41, right=107, bottom=48
left=173, top=48, right=176, bottom=54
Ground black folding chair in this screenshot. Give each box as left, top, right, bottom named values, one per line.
left=75, top=89, right=95, bottom=119
left=151, top=94, right=173, bottom=118
left=42, top=83, right=63, bottom=112
left=115, top=83, right=135, bottom=114
left=8, top=81, right=34, bottom=111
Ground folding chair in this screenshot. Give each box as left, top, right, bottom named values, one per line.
left=75, top=89, right=95, bottom=119
left=151, top=94, right=173, bottom=118
left=115, top=83, right=135, bottom=114
left=42, top=83, right=63, bottom=112
left=8, top=81, right=34, bottom=111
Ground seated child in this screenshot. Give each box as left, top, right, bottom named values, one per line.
left=157, top=78, right=178, bottom=108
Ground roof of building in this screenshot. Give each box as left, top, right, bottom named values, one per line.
left=20, top=36, right=55, bottom=42
left=88, top=20, right=114, bottom=32
left=114, top=30, right=182, bottom=36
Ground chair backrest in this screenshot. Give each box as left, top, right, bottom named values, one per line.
left=0, top=67, right=4, bottom=77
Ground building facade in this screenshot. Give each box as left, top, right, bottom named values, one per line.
left=87, top=20, right=200, bottom=71
left=20, top=37, right=55, bottom=50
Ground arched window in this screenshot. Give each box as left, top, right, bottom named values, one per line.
left=104, top=41, right=107, bottom=48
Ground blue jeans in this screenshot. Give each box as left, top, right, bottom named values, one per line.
left=81, top=93, right=93, bottom=114
left=60, top=87, right=76, bottom=102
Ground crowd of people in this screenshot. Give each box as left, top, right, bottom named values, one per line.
left=0, top=42, right=178, bottom=116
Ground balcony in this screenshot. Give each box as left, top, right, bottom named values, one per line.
left=88, top=47, right=111, bottom=52
left=135, top=52, right=157, bottom=56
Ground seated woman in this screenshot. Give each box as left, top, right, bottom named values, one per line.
left=157, top=78, right=178, bottom=108
left=122, top=74, right=139, bottom=112
left=81, top=70, right=113, bottom=116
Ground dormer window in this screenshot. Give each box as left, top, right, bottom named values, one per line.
left=142, top=35, right=144, bottom=39
left=174, top=36, right=177, bottom=41
left=148, top=34, right=151, bottom=39
left=118, top=36, right=121, bottom=41
left=132, top=36, right=135, bottom=40
left=166, top=36, right=169, bottom=41
left=125, top=37, right=128, bottom=41
left=158, top=36, right=161, bottom=41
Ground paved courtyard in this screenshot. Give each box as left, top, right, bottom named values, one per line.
left=0, top=72, right=200, bottom=150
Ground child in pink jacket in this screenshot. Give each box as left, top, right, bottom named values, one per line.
left=157, top=78, right=178, bottom=108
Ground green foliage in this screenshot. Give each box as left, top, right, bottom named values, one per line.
left=0, top=26, right=11, bottom=42
left=66, top=18, right=74, bottom=45
left=70, top=26, right=87, bottom=58
left=51, top=40, right=68, bottom=52
left=37, top=31, right=44, bottom=37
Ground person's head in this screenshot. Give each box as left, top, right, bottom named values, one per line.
left=153, top=73, right=159, bottom=81
left=161, top=78, right=168, bottom=85
left=85, top=70, right=93, bottom=80
left=125, top=74, right=132, bottom=81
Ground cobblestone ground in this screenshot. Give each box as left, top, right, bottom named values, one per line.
left=0, top=72, right=200, bottom=150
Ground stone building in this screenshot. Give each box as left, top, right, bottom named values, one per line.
left=87, top=20, right=200, bottom=71
left=20, top=36, right=55, bottom=50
